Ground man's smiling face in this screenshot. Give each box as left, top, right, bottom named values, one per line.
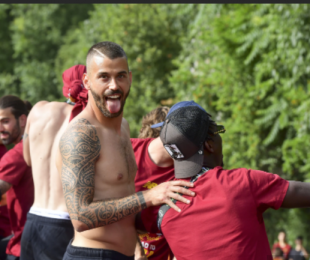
left=85, top=54, right=132, bottom=118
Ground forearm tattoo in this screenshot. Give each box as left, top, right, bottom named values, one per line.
left=137, top=191, right=147, bottom=210
left=23, top=133, right=28, bottom=140
left=59, top=118, right=146, bottom=229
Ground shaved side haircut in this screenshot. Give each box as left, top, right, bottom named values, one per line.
left=86, top=41, right=129, bottom=71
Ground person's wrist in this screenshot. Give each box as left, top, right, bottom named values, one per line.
left=140, top=190, right=152, bottom=208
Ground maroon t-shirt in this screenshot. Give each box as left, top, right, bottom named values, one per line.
left=140, top=167, right=289, bottom=260
left=0, top=140, right=34, bottom=257
left=131, top=138, right=175, bottom=260
left=0, top=144, right=12, bottom=238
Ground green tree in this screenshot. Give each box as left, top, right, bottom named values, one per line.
left=0, top=4, right=18, bottom=96
left=56, top=4, right=198, bottom=136
left=0, top=4, right=94, bottom=103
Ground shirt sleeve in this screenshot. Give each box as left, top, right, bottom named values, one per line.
left=0, top=148, right=27, bottom=186
left=247, top=169, right=289, bottom=213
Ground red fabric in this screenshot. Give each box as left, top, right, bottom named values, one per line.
left=272, top=242, right=292, bottom=260
left=141, top=167, right=289, bottom=260
left=0, top=140, right=34, bottom=257
left=0, top=144, right=11, bottom=238
left=0, top=205, right=11, bottom=238
left=0, top=145, right=7, bottom=158
left=131, top=138, right=175, bottom=260
left=62, top=64, right=88, bottom=121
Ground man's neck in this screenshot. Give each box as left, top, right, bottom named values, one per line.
left=148, top=137, right=173, bottom=167
left=13, top=132, right=24, bottom=145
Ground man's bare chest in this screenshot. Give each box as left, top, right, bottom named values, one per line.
left=95, top=135, right=137, bottom=186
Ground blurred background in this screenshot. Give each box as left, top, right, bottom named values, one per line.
left=0, top=3, right=310, bottom=249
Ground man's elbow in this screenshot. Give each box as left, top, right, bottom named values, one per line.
left=72, top=219, right=91, bottom=232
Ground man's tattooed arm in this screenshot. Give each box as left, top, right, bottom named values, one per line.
left=59, top=118, right=147, bottom=232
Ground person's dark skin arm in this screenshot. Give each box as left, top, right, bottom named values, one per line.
left=281, top=181, right=310, bottom=208
left=0, top=179, right=12, bottom=201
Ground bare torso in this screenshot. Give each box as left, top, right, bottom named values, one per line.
left=56, top=108, right=138, bottom=256
left=25, top=101, right=73, bottom=212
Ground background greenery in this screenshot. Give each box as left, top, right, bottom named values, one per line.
left=1, top=3, right=310, bottom=249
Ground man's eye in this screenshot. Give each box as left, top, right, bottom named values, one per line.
left=118, top=74, right=125, bottom=78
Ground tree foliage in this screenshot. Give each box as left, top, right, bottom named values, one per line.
left=1, top=3, right=310, bottom=248
left=0, top=4, right=94, bottom=103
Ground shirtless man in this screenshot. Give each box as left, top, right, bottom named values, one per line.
left=21, top=65, right=88, bottom=260
left=56, top=41, right=195, bottom=260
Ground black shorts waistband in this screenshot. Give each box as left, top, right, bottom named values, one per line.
left=27, top=212, right=73, bottom=228
left=66, top=241, right=134, bottom=260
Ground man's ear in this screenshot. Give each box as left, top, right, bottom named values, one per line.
left=19, top=114, right=27, bottom=128
left=83, top=73, right=91, bottom=90
left=204, top=140, right=214, bottom=153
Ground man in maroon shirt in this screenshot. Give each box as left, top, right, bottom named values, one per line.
left=0, top=95, right=33, bottom=260
left=138, top=100, right=310, bottom=260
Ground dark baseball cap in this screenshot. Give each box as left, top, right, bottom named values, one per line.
left=159, top=104, right=211, bottom=178
left=151, top=100, right=206, bottom=129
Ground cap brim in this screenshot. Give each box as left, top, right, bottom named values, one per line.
left=151, top=122, right=164, bottom=128
left=174, top=150, right=203, bottom=179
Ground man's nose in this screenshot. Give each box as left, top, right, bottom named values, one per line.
left=108, top=78, right=119, bottom=91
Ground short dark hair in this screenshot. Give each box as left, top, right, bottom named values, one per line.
left=0, top=95, right=32, bottom=118
left=86, top=41, right=128, bottom=69
left=296, top=236, right=303, bottom=240
left=205, top=117, right=217, bottom=142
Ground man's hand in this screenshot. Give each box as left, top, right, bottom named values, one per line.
left=143, top=180, right=195, bottom=212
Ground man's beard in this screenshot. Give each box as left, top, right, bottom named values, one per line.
left=1, top=119, right=21, bottom=145
left=91, top=87, right=130, bottom=118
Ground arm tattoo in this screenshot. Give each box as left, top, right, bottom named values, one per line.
left=60, top=118, right=146, bottom=229
left=23, top=133, right=28, bottom=140
left=137, top=191, right=147, bottom=210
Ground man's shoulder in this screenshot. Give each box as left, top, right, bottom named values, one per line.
left=29, top=101, right=72, bottom=122
left=62, top=116, right=99, bottom=141
left=210, top=167, right=249, bottom=176
left=130, top=137, right=153, bottom=144
left=130, top=138, right=154, bottom=149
